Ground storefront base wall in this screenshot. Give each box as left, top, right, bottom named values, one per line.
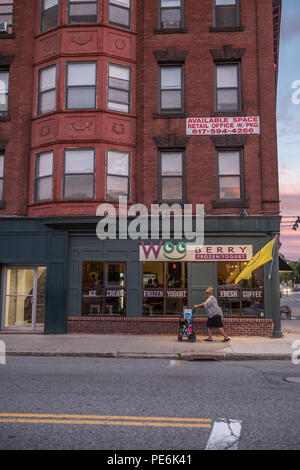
left=67, top=316, right=274, bottom=337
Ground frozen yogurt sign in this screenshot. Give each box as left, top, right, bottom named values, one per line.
left=140, top=242, right=253, bottom=262
left=186, top=116, right=260, bottom=135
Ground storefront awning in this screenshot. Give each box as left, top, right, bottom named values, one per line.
left=279, top=257, right=294, bottom=272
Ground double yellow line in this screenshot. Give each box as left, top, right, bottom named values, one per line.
left=0, top=413, right=212, bottom=429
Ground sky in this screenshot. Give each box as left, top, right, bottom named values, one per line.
left=277, top=0, right=300, bottom=261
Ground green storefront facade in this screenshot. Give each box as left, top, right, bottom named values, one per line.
left=0, top=215, right=282, bottom=337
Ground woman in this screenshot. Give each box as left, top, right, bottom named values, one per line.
left=194, top=287, right=230, bottom=342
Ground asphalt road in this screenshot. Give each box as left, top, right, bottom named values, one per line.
left=0, top=357, right=299, bottom=451
left=281, top=291, right=300, bottom=317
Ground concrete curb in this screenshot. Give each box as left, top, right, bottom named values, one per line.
left=5, top=351, right=292, bottom=361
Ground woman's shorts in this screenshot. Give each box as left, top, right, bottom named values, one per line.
left=207, top=315, right=224, bottom=329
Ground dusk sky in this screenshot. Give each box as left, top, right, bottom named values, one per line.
left=277, top=0, right=300, bottom=260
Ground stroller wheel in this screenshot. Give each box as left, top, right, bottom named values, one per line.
left=188, top=333, right=196, bottom=343
left=178, top=335, right=183, bottom=341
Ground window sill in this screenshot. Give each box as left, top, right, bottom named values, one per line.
left=153, top=200, right=189, bottom=206
left=213, top=200, right=249, bottom=209
left=0, top=201, right=6, bottom=209
left=209, top=26, right=244, bottom=33
left=153, top=27, right=187, bottom=34
left=153, top=112, right=187, bottom=119
left=0, top=32, right=15, bottom=39
left=0, top=112, right=10, bottom=122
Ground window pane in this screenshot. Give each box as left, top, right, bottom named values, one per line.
left=161, top=90, right=181, bottom=109
left=111, top=0, right=130, bottom=6
left=69, top=3, right=97, bottom=23
left=161, top=9, right=181, bottom=23
left=218, top=152, right=240, bottom=175
left=217, top=65, right=238, bottom=88
left=40, top=67, right=56, bottom=92
left=161, top=153, right=182, bottom=176
left=109, top=5, right=130, bottom=27
left=162, top=177, right=182, bottom=200
left=108, top=88, right=129, bottom=105
left=109, top=64, right=130, bottom=81
left=215, top=6, right=237, bottom=27
left=68, top=63, right=96, bottom=86
left=107, top=176, right=128, bottom=199
left=219, top=176, right=240, bottom=199
left=217, top=89, right=238, bottom=110
left=161, top=67, right=181, bottom=88
left=109, top=77, right=130, bottom=91
left=216, top=0, right=236, bottom=4
left=65, top=149, right=94, bottom=173
left=108, top=101, right=129, bottom=113
left=162, top=0, right=181, bottom=6
left=0, top=72, right=9, bottom=92
left=0, top=179, right=3, bottom=200
left=39, top=90, right=56, bottom=114
left=0, top=93, right=8, bottom=110
left=107, top=263, right=126, bottom=286
left=44, top=0, right=58, bottom=9
left=36, top=177, right=52, bottom=201
left=64, top=174, right=94, bottom=198
left=107, top=151, right=129, bottom=176
left=37, top=152, right=53, bottom=177
left=67, top=87, right=96, bottom=109
left=0, top=154, right=3, bottom=176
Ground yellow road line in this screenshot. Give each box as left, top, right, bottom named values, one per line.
left=0, top=413, right=212, bottom=423
left=0, top=418, right=211, bottom=429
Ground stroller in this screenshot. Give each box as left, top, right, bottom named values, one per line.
left=178, top=309, right=196, bottom=342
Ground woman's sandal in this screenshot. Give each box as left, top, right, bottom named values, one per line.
left=204, top=338, right=213, bottom=342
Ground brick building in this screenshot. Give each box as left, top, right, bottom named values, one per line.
left=0, top=0, right=282, bottom=337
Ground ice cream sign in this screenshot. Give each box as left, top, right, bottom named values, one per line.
left=140, top=242, right=253, bottom=262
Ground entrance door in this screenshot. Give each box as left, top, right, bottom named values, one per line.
left=2, top=267, right=46, bottom=330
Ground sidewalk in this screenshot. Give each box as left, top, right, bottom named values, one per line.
left=1, top=320, right=300, bottom=361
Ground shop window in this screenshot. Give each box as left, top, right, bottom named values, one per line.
left=35, top=151, right=53, bottom=201
left=108, top=63, right=131, bottom=113
left=109, top=0, right=131, bottom=29
left=143, top=262, right=188, bottom=316
left=106, top=150, right=129, bottom=200
left=82, top=262, right=126, bottom=316
left=214, top=0, right=240, bottom=28
left=216, top=63, right=241, bottom=111
left=159, top=151, right=184, bottom=202
left=159, top=65, right=183, bottom=113
left=0, top=151, right=4, bottom=200
left=63, top=148, right=94, bottom=199
left=68, top=0, right=98, bottom=24
left=217, top=150, right=242, bottom=200
left=40, top=0, right=58, bottom=33
left=66, top=62, right=97, bottom=110
left=0, top=69, right=9, bottom=111
left=217, top=262, right=264, bottom=317
left=37, top=65, right=56, bottom=115
left=0, top=0, right=13, bottom=34
left=159, top=0, right=183, bottom=29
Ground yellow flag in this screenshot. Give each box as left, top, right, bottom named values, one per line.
left=234, top=238, right=276, bottom=284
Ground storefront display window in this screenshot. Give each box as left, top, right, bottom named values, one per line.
left=82, top=262, right=126, bottom=316
left=143, top=262, right=187, bottom=316
left=218, top=262, right=264, bottom=317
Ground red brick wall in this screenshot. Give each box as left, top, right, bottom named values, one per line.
left=67, top=316, right=274, bottom=337
left=136, top=0, right=280, bottom=215
left=0, top=0, right=36, bottom=215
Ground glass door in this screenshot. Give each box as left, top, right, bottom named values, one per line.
left=2, top=267, right=46, bottom=330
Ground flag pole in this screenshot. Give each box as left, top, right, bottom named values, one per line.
left=268, top=234, right=278, bottom=280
